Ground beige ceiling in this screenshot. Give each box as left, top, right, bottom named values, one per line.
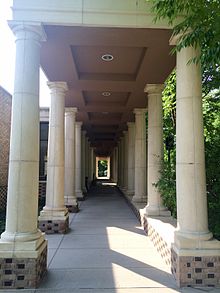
left=41, top=25, right=175, bottom=155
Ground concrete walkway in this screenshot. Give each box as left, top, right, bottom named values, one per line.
left=2, top=184, right=219, bottom=293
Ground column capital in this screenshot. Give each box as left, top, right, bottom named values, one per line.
left=47, top=82, right=68, bottom=94
left=65, top=107, right=77, bottom=115
left=133, top=108, right=147, bottom=115
left=144, top=84, right=164, bottom=95
left=8, top=21, right=47, bottom=42
left=169, top=30, right=192, bottom=46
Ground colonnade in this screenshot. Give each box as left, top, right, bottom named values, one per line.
left=0, top=22, right=219, bottom=290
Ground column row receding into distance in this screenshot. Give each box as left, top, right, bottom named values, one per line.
left=1, top=19, right=219, bottom=290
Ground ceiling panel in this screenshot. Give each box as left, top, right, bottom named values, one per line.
left=41, top=25, right=175, bottom=155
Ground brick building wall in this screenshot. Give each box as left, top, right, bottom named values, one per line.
left=0, top=86, right=12, bottom=210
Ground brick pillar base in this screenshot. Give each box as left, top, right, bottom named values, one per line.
left=171, top=248, right=220, bottom=287
left=39, top=216, right=69, bottom=234
left=0, top=243, right=47, bottom=289
left=66, top=204, right=79, bottom=213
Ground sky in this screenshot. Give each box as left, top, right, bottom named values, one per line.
left=0, top=0, right=50, bottom=107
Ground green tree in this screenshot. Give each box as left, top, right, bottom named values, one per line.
left=148, top=0, right=220, bottom=92
left=156, top=70, right=220, bottom=239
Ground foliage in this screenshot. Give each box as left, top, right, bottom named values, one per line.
left=148, top=0, right=220, bottom=94
left=155, top=71, right=220, bottom=239
left=154, top=72, right=177, bottom=217
left=98, top=160, right=108, bottom=177
left=203, top=92, right=220, bottom=239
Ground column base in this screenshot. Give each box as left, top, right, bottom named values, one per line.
left=171, top=244, right=220, bottom=288
left=126, top=190, right=134, bottom=197
left=38, top=209, right=69, bottom=234
left=144, top=205, right=171, bottom=217
left=0, top=237, right=47, bottom=289
left=76, top=190, right=85, bottom=201
left=65, top=198, right=79, bottom=213
left=132, top=195, right=147, bottom=204
left=66, top=204, right=79, bottom=213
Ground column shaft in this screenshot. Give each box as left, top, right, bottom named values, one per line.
left=127, top=122, right=135, bottom=196
left=122, top=131, right=128, bottom=192
left=64, top=108, right=78, bottom=212
left=0, top=23, right=47, bottom=289
left=145, top=84, right=169, bottom=216
left=119, top=138, right=125, bottom=189
left=39, top=82, right=69, bottom=234
left=75, top=122, right=84, bottom=199
left=175, top=46, right=212, bottom=243
left=132, top=108, right=147, bottom=203
left=81, top=130, right=86, bottom=193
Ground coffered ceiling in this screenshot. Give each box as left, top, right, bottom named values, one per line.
left=40, top=25, right=175, bottom=155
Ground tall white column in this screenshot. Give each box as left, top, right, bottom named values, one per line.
left=144, top=84, right=169, bottom=216
left=64, top=107, right=78, bottom=212
left=117, top=142, right=121, bottom=186
left=75, top=122, right=84, bottom=199
left=175, top=45, right=213, bottom=245
left=115, top=147, right=118, bottom=183
left=39, top=82, right=69, bottom=233
left=127, top=122, right=135, bottom=196
left=132, top=108, right=147, bottom=203
left=119, top=137, right=125, bottom=189
left=0, top=23, right=47, bottom=287
left=122, top=131, right=128, bottom=192
left=90, top=147, right=94, bottom=182
left=81, top=130, right=86, bottom=193
left=0, top=23, right=46, bottom=248
left=111, top=147, right=118, bottom=183
left=85, top=136, right=89, bottom=180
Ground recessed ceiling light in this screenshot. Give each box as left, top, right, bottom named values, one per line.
left=101, top=54, right=114, bottom=61
left=102, top=92, right=111, bottom=97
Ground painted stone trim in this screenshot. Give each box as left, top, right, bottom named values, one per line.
left=39, top=217, right=69, bottom=234
left=0, top=245, right=47, bottom=289
left=171, top=249, right=220, bottom=288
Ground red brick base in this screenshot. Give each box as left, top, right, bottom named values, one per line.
left=39, top=217, right=69, bottom=234
left=171, top=249, right=220, bottom=287
left=0, top=245, right=47, bottom=289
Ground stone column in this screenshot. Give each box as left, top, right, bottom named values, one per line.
left=114, top=147, right=118, bottom=183
left=127, top=122, right=135, bottom=196
left=144, top=84, right=169, bottom=216
left=75, top=122, right=84, bottom=199
left=119, top=137, right=125, bottom=189
left=132, top=108, right=147, bottom=203
left=64, top=107, right=79, bottom=213
left=117, top=142, right=121, bottom=186
left=122, top=131, right=128, bottom=192
left=170, top=39, right=220, bottom=287
left=175, top=46, right=213, bottom=244
left=81, top=130, right=86, bottom=193
left=39, top=82, right=69, bottom=234
left=90, top=147, right=94, bottom=182
left=0, top=23, right=47, bottom=289
left=85, top=136, right=89, bottom=190
left=111, top=147, right=117, bottom=182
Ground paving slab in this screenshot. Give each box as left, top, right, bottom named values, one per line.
left=1, top=184, right=219, bottom=293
